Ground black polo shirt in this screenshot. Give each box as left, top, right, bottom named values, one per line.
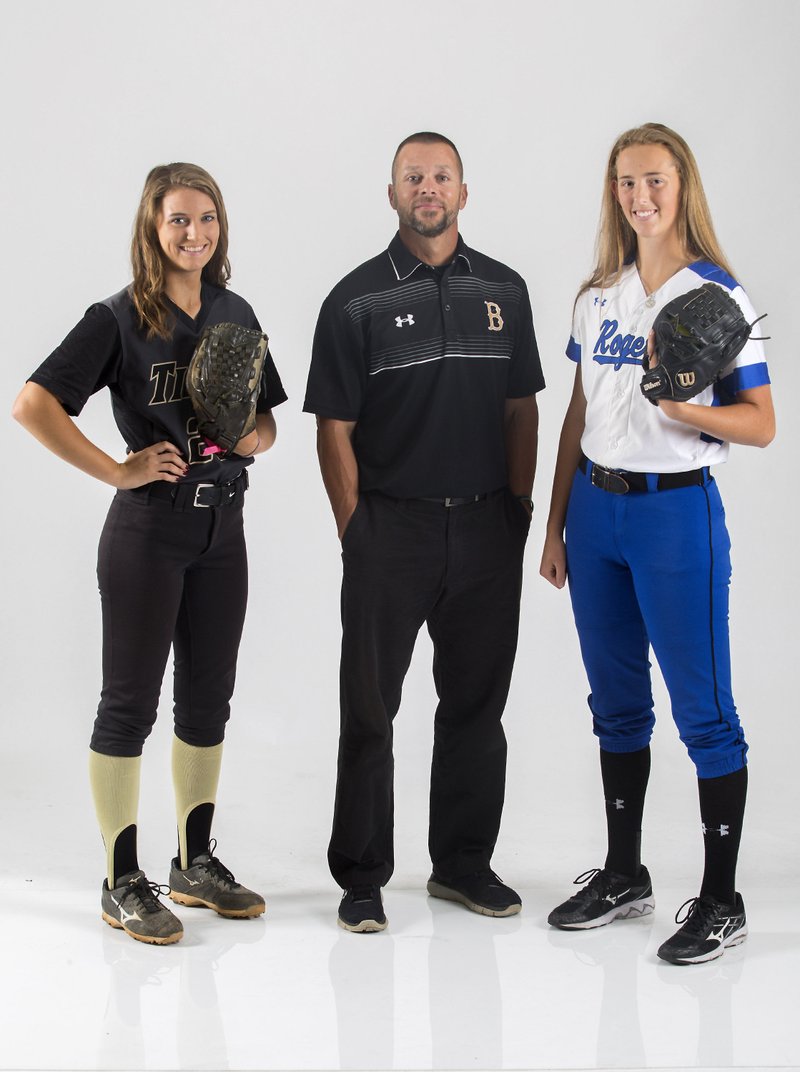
left=30, top=283, right=287, bottom=485
left=304, top=233, right=545, bottom=498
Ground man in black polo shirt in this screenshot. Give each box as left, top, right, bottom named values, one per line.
left=304, top=131, right=545, bottom=932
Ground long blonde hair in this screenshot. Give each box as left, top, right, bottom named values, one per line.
left=578, top=123, right=734, bottom=299
left=131, top=163, right=231, bottom=339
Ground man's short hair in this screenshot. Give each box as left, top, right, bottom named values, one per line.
left=391, top=132, right=464, bottom=182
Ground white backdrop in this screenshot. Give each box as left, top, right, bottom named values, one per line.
left=2, top=0, right=797, bottom=898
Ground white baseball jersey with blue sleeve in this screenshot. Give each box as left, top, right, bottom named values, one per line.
left=568, top=262, right=770, bottom=473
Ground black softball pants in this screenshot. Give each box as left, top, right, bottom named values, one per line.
left=90, top=485, right=248, bottom=757
left=328, top=488, right=530, bottom=889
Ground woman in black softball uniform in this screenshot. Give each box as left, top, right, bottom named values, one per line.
left=13, top=163, right=286, bottom=945
left=539, top=124, right=774, bottom=965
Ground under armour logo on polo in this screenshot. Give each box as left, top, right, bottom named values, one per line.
left=593, top=297, right=607, bottom=307
left=395, top=314, right=415, bottom=327
left=485, top=301, right=504, bottom=331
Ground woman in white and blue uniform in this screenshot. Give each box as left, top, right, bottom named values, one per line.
left=539, top=123, right=774, bottom=965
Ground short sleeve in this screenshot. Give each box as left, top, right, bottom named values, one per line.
left=240, top=308, right=287, bottom=412
left=718, top=285, right=771, bottom=395
left=303, top=291, right=367, bottom=420
left=506, top=280, right=546, bottom=398
left=566, top=294, right=585, bottom=363
left=28, top=304, right=121, bottom=416
left=257, top=349, right=288, bottom=411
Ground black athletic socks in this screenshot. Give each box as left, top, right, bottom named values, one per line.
left=181, top=802, right=216, bottom=866
left=600, top=746, right=651, bottom=878
left=698, top=766, right=747, bottom=905
left=112, top=824, right=139, bottom=888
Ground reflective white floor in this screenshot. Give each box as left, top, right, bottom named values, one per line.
left=2, top=879, right=798, bottom=1072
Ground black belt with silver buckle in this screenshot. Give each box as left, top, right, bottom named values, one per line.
left=139, top=470, right=249, bottom=509
left=417, top=494, right=487, bottom=507
left=579, top=454, right=707, bottom=495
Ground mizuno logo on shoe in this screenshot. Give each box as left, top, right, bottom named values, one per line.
left=605, top=888, right=631, bottom=906
left=111, top=894, right=142, bottom=925
left=709, top=917, right=739, bottom=943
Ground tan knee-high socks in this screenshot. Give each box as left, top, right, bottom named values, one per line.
left=88, top=749, right=142, bottom=887
left=172, top=737, right=224, bottom=869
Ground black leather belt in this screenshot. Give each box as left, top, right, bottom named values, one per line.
left=417, top=494, right=487, bottom=507
left=136, top=470, right=249, bottom=509
left=579, top=454, right=707, bottom=495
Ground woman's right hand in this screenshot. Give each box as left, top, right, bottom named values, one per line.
left=115, top=442, right=188, bottom=489
left=540, top=532, right=568, bottom=589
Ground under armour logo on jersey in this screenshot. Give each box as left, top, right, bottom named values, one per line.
left=702, top=823, right=730, bottom=837
left=395, top=314, right=415, bottom=328
left=485, top=301, right=504, bottom=331
left=593, top=297, right=607, bottom=307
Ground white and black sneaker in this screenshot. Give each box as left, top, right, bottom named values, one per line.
left=657, top=892, right=747, bottom=965
left=548, top=866, right=655, bottom=930
left=101, top=869, right=184, bottom=945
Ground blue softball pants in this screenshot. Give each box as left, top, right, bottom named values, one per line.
left=565, top=463, right=747, bottom=779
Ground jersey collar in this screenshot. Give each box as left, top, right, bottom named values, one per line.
left=386, top=232, right=473, bottom=281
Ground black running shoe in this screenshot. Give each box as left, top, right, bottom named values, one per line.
left=657, top=892, right=747, bottom=965
left=548, top=866, right=655, bottom=930
left=101, top=870, right=184, bottom=945
left=427, top=870, right=522, bottom=917
left=337, top=886, right=387, bottom=933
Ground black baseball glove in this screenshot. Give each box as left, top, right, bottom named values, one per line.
left=186, top=322, right=269, bottom=456
left=640, top=283, right=763, bottom=405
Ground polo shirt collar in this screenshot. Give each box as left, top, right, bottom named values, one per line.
left=387, top=232, right=474, bottom=281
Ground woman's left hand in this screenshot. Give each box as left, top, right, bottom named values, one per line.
left=646, top=331, right=682, bottom=417
left=232, top=428, right=260, bottom=456
left=232, top=412, right=277, bottom=457
left=646, top=330, right=659, bottom=369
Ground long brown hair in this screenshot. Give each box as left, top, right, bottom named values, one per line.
left=131, top=163, right=231, bottom=339
left=578, top=123, right=735, bottom=299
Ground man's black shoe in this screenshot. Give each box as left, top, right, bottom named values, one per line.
left=427, top=869, right=522, bottom=917
left=337, top=885, right=388, bottom=932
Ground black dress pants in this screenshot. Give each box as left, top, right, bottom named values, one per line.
left=90, top=485, right=248, bottom=757
left=328, top=488, right=529, bottom=888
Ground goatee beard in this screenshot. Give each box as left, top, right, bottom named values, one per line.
left=404, top=206, right=457, bottom=238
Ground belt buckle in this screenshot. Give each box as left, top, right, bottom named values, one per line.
left=192, top=482, right=215, bottom=508
left=591, top=465, right=629, bottom=495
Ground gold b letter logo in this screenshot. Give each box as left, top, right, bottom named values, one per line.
left=485, top=301, right=504, bottom=332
